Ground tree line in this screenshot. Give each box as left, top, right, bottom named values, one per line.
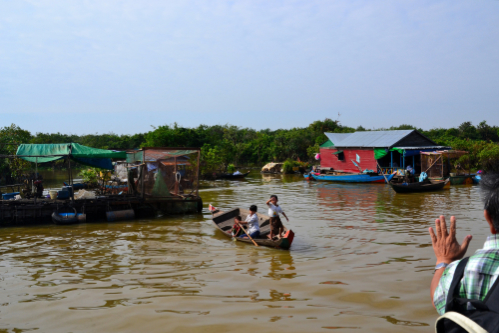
left=1, top=120, right=499, bottom=176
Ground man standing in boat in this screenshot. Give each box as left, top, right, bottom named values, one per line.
left=238, top=205, right=260, bottom=239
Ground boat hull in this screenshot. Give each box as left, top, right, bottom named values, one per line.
left=450, top=175, right=473, bottom=185
left=389, top=179, right=450, bottom=193
left=219, top=172, right=250, bottom=179
left=211, top=208, right=294, bottom=250
left=311, top=173, right=394, bottom=183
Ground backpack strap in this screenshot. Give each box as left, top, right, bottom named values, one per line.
left=482, top=268, right=499, bottom=313
left=445, top=257, right=470, bottom=313
left=445, top=256, right=499, bottom=314
left=435, top=312, right=488, bottom=333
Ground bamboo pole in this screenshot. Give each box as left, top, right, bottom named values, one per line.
left=376, top=161, right=389, bottom=183
left=424, top=155, right=442, bottom=174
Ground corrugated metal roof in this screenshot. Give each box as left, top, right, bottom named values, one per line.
left=395, top=146, right=450, bottom=150
left=324, top=133, right=352, bottom=145
left=332, top=130, right=414, bottom=148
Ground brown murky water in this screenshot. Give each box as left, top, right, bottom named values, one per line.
left=0, top=171, right=487, bottom=332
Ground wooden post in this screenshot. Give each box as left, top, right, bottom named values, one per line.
left=196, top=150, right=200, bottom=196
left=141, top=150, right=145, bottom=198
left=390, top=151, right=393, bottom=169
left=174, top=156, right=178, bottom=195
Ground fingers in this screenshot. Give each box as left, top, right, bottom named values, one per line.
left=440, top=215, right=448, bottom=237
left=450, top=216, right=457, bottom=240
left=460, top=235, right=473, bottom=254
left=429, top=227, right=437, bottom=244
left=435, top=218, right=442, bottom=239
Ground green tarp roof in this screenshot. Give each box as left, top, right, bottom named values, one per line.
left=320, top=139, right=335, bottom=148
left=16, top=143, right=126, bottom=163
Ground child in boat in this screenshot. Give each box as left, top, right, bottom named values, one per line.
left=237, top=205, right=260, bottom=239
left=266, top=195, right=289, bottom=240
left=231, top=215, right=243, bottom=237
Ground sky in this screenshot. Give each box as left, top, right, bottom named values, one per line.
left=1, top=0, right=499, bottom=135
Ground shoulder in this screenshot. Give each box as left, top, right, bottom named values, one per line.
left=467, top=249, right=499, bottom=273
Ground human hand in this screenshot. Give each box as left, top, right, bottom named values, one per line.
left=429, top=215, right=472, bottom=264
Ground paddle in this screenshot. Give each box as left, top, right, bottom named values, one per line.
left=235, top=220, right=259, bottom=247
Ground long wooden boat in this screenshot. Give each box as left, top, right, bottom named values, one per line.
left=219, top=172, right=250, bottom=179
left=310, top=172, right=395, bottom=183
left=389, top=178, right=450, bottom=193
left=211, top=208, right=294, bottom=250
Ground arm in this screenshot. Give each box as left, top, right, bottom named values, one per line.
left=428, top=215, right=472, bottom=307
left=282, top=212, right=289, bottom=221
left=266, top=199, right=272, bottom=206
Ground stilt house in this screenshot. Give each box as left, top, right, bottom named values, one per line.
left=319, top=130, right=449, bottom=174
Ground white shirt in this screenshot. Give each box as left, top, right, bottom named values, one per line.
left=245, top=213, right=260, bottom=234
left=268, top=203, right=283, bottom=217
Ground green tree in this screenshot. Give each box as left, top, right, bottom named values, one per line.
left=0, top=124, right=33, bottom=178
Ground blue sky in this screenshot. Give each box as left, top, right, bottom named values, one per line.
left=1, top=0, right=498, bottom=135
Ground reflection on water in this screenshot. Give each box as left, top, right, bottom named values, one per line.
left=0, top=172, right=486, bottom=332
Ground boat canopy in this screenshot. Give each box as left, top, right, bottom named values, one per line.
left=16, top=143, right=126, bottom=170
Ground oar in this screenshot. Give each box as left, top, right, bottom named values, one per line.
left=235, top=221, right=259, bottom=247
left=376, top=161, right=390, bottom=183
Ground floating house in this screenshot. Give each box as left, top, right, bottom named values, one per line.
left=0, top=144, right=202, bottom=225
left=319, top=130, right=449, bottom=174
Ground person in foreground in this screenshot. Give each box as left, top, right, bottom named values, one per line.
left=238, top=205, right=260, bottom=239
left=429, top=168, right=499, bottom=316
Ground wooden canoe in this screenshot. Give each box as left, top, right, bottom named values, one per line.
left=389, top=178, right=450, bottom=193
left=211, top=208, right=294, bottom=250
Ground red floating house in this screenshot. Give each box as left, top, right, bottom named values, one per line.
left=319, top=130, right=448, bottom=174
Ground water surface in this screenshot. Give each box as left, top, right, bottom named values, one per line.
left=0, top=172, right=487, bottom=332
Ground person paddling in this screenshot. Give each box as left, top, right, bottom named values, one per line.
left=266, top=195, right=289, bottom=240
left=238, top=205, right=260, bottom=239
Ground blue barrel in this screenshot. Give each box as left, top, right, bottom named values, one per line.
left=57, top=190, right=70, bottom=200
left=106, top=209, right=135, bottom=222
left=62, top=186, right=73, bottom=196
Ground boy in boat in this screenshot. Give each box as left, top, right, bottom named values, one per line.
left=237, top=205, right=260, bottom=239
left=266, top=195, right=289, bottom=240
left=231, top=215, right=243, bottom=237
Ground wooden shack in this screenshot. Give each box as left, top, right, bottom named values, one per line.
left=319, top=130, right=449, bottom=174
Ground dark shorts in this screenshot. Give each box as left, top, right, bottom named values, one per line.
left=270, top=216, right=283, bottom=234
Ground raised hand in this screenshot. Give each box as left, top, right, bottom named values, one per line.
left=429, top=215, right=472, bottom=264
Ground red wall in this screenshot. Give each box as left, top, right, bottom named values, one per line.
left=320, top=148, right=377, bottom=172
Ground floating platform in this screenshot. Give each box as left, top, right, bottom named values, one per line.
left=0, top=195, right=202, bottom=226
